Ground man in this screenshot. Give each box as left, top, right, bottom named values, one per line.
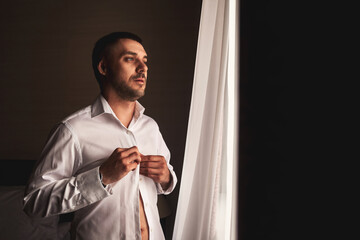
left=23, top=32, right=177, bottom=240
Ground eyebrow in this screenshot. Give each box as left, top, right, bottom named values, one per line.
left=121, top=51, right=148, bottom=59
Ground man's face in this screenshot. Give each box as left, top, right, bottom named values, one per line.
left=103, top=38, right=148, bottom=101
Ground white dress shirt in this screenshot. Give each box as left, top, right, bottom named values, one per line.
left=23, top=95, right=177, bottom=240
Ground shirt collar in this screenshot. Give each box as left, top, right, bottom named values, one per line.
left=91, top=94, right=145, bottom=122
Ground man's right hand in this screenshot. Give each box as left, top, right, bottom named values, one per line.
left=99, top=146, right=141, bottom=185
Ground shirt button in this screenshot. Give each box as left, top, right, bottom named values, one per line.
left=140, top=178, right=142, bottom=181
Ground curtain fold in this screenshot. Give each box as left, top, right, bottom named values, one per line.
left=173, top=0, right=238, bottom=239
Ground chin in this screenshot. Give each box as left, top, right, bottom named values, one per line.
left=123, top=91, right=145, bottom=102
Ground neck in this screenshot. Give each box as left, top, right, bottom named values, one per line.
left=102, top=90, right=137, bottom=128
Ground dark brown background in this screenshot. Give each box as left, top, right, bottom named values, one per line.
left=239, top=0, right=347, bottom=239
left=0, top=0, right=202, bottom=238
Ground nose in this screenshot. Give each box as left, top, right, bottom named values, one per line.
left=136, top=61, right=148, bottom=73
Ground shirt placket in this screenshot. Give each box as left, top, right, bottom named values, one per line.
left=124, top=127, right=142, bottom=239
left=139, top=181, right=153, bottom=240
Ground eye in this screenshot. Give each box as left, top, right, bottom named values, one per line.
left=124, top=57, right=134, bottom=62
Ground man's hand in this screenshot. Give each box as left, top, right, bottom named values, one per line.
left=140, top=155, right=172, bottom=190
left=99, top=146, right=141, bottom=185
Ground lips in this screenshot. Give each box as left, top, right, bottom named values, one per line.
left=132, top=74, right=146, bottom=85
left=134, top=78, right=145, bottom=84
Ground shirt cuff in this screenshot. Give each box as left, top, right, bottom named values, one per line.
left=75, top=167, right=112, bottom=203
left=156, top=170, right=177, bottom=195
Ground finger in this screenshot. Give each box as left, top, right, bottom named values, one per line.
left=141, top=157, right=167, bottom=169
left=140, top=167, right=163, bottom=176
left=140, top=155, right=151, bottom=162
left=140, top=155, right=164, bottom=162
left=123, top=146, right=141, bottom=157
left=116, top=146, right=141, bottom=158
left=111, top=148, right=125, bottom=157
left=123, top=152, right=141, bottom=164
left=128, top=162, right=139, bottom=171
left=140, top=161, right=162, bottom=169
left=115, top=148, right=126, bottom=152
left=139, top=172, right=163, bottom=183
left=118, top=147, right=141, bottom=160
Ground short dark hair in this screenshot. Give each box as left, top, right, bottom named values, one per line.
left=92, top=32, right=143, bottom=89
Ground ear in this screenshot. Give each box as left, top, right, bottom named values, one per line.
left=97, top=59, right=107, bottom=76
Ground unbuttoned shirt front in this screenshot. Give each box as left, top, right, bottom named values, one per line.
left=23, top=95, right=177, bottom=240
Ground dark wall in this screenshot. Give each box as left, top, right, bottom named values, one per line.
left=239, top=1, right=344, bottom=239
left=0, top=0, right=202, bottom=238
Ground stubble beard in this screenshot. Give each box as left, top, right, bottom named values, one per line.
left=110, top=75, right=146, bottom=102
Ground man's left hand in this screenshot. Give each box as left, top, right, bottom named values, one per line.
left=140, top=155, right=171, bottom=190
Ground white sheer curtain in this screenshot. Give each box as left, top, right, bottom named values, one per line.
left=172, top=0, right=239, bottom=239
